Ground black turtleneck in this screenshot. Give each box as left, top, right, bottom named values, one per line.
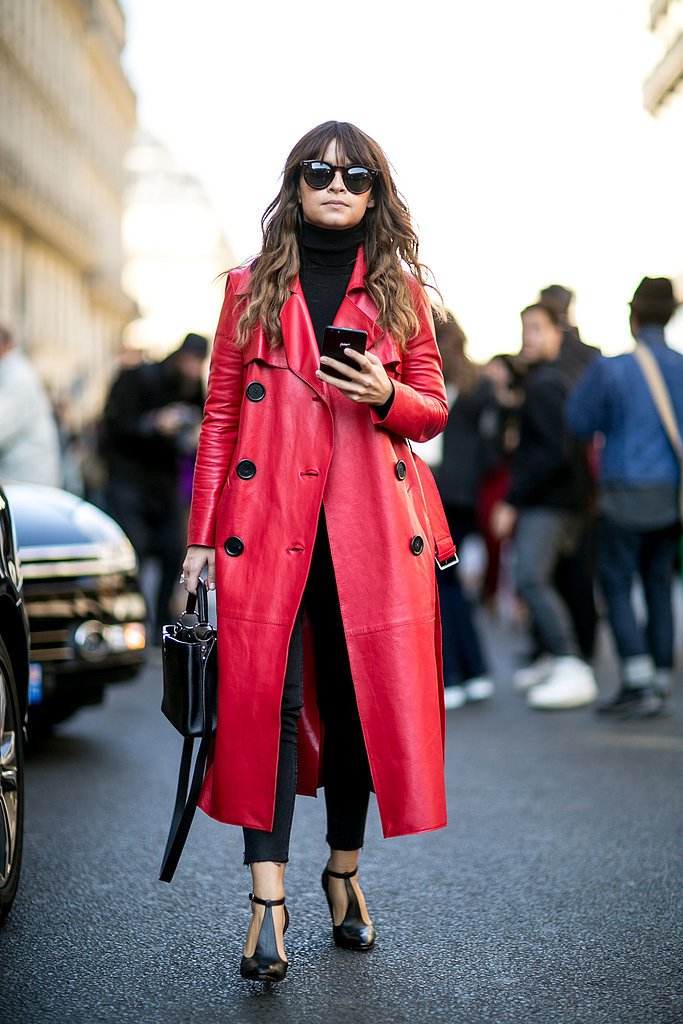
left=298, top=220, right=364, bottom=350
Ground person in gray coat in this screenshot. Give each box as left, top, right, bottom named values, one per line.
left=0, top=324, right=61, bottom=487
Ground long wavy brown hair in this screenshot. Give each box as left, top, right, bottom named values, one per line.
left=235, top=121, right=438, bottom=350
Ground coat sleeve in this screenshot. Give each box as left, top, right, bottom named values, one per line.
left=187, top=277, right=244, bottom=547
left=369, top=281, right=448, bottom=442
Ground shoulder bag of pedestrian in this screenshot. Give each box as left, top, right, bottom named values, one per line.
left=159, top=578, right=217, bottom=882
left=634, top=343, right=683, bottom=572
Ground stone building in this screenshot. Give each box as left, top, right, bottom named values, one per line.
left=644, top=0, right=683, bottom=113
left=0, top=0, right=136, bottom=428
left=122, top=130, right=235, bottom=360
left=644, top=0, right=683, bottom=338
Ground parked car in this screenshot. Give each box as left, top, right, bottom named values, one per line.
left=0, top=484, right=30, bottom=924
left=4, top=484, right=147, bottom=734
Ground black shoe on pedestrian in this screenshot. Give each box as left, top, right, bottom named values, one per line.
left=595, top=686, right=646, bottom=715
left=322, top=865, right=376, bottom=951
left=620, top=686, right=666, bottom=720
left=240, top=893, right=289, bottom=983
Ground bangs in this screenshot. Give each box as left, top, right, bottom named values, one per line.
left=307, top=123, right=378, bottom=169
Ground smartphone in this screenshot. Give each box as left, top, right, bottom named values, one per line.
left=321, top=326, right=368, bottom=380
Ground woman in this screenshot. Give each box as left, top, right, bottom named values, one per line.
left=182, top=121, right=451, bottom=984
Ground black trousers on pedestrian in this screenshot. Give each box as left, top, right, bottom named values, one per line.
left=105, top=475, right=183, bottom=635
left=242, top=509, right=373, bottom=865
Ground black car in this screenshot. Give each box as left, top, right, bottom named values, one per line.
left=0, top=484, right=30, bottom=924
left=5, top=484, right=147, bottom=733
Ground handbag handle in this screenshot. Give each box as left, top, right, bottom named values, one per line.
left=184, top=577, right=210, bottom=623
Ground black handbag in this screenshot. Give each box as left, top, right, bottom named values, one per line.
left=159, top=579, right=217, bottom=883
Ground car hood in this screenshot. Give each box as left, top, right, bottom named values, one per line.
left=4, top=484, right=131, bottom=549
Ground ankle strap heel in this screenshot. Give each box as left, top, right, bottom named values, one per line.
left=249, top=892, right=287, bottom=909
left=322, top=866, right=376, bottom=952
left=324, top=866, right=358, bottom=880
left=240, top=893, right=289, bottom=983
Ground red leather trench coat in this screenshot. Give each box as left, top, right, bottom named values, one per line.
left=188, top=248, right=450, bottom=838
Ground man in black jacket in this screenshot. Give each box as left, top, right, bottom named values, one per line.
left=100, top=333, right=208, bottom=635
left=535, top=284, right=600, bottom=668
left=492, top=304, right=597, bottom=710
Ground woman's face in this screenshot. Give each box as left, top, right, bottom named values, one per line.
left=298, top=140, right=375, bottom=230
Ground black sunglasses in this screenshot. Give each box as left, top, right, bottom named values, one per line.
left=299, top=160, right=378, bottom=195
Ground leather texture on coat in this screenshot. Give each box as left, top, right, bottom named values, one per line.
left=188, top=248, right=450, bottom=838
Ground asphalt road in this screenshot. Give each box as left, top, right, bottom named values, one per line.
left=1, top=611, right=682, bottom=1024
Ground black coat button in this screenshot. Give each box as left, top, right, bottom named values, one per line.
left=225, top=536, right=244, bottom=557
left=410, top=535, right=424, bottom=556
left=395, top=460, right=407, bottom=480
left=236, top=459, right=256, bottom=480
left=246, top=381, right=266, bottom=402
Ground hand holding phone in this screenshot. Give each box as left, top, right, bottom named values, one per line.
left=320, top=326, right=368, bottom=380
left=317, top=326, right=393, bottom=406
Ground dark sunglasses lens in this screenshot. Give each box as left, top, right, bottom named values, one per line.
left=344, top=167, right=374, bottom=193
left=302, top=162, right=333, bottom=189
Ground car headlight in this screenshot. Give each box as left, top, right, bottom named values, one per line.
left=74, top=620, right=146, bottom=660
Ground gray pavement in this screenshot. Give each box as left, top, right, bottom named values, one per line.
left=1, top=611, right=682, bottom=1024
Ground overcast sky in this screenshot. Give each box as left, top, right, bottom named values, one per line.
left=120, top=0, right=683, bottom=359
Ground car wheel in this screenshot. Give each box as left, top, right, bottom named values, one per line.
left=0, top=635, right=24, bottom=925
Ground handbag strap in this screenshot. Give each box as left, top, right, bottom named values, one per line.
left=184, top=577, right=210, bottom=622
left=159, top=633, right=215, bottom=884
left=633, top=344, right=683, bottom=520
left=158, top=731, right=212, bottom=883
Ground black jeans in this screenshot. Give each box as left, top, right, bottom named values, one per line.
left=438, top=505, right=486, bottom=686
left=105, top=475, right=183, bottom=634
left=243, top=511, right=372, bottom=865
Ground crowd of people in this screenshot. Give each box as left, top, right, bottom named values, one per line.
left=0, top=277, right=681, bottom=722
left=427, top=275, right=682, bottom=721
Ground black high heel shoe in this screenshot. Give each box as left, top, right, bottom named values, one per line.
left=239, top=893, right=289, bottom=983
left=321, top=866, right=376, bottom=951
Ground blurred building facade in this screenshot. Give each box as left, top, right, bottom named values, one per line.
left=0, top=0, right=136, bottom=428
left=644, top=0, right=683, bottom=335
left=122, top=130, right=235, bottom=359
left=644, top=0, right=683, bottom=112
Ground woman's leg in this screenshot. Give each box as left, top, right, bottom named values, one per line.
left=241, top=609, right=303, bottom=958
left=304, top=511, right=373, bottom=924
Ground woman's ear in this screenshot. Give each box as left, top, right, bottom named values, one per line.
left=367, top=195, right=376, bottom=208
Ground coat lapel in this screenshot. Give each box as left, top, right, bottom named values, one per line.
left=340, top=249, right=401, bottom=369
left=237, top=246, right=401, bottom=391
left=280, top=286, right=327, bottom=398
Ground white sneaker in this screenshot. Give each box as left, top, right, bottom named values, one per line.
left=464, top=676, right=495, bottom=701
left=513, top=654, right=554, bottom=692
left=527, top=656, right=598, bottom=710
left=443, top=685, right=467, bottom=710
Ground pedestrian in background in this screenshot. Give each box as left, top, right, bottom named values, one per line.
left=477, top=353, right=524, bottom=607
left=181, top=121, right=450, bottom=983
left=0, top=324, right=62, bottom=487
left=567, top=277, right=682, bottom=718
left=429, top=314, right=495, bottom=708
left=539, top=283, right=599, bottom=378
left=538, top=284, right=600, bottom=665
left=492, top=303, right=597, bottom=709
left=100, top=332, right=208, bottom=634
